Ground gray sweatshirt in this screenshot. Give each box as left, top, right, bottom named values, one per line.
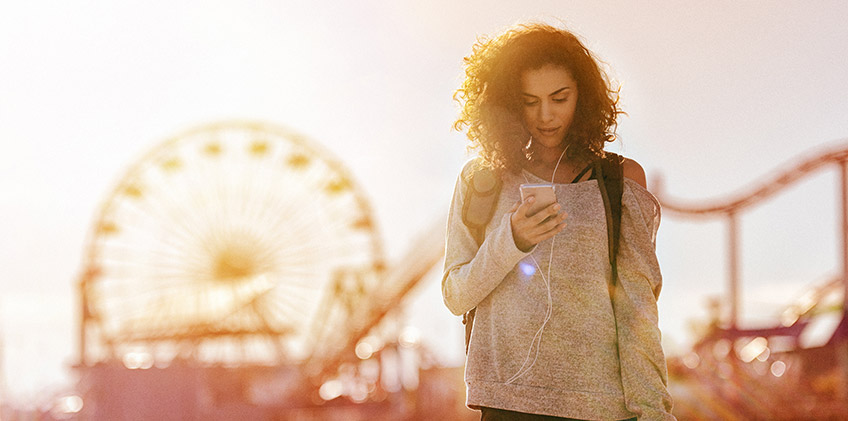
left=442, top=160, right=675, bottom=420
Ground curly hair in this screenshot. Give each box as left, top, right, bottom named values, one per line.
left=454, top=22, right=622, bottom=173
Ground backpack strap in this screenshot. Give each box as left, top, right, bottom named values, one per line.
left=593, top=152, right=625, bottom=287
left=459, top=159, right=503, bottom=353
left=593, top=153, right=629, bottom=395
left=461, top=161, right=502, bottom=246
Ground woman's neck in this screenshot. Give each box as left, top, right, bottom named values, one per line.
left=534, top=145, right=566, bottom=167
left=525, top=143, right=589, bottom=183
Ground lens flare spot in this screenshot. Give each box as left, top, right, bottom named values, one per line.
left=519, top=261, right=536, bottom=277
left=355, top=342, right=374, bottom=359
left=56, top=395, right=83, bottom=414
left=682, top=352, right=700, bottom=369
left=399, top=326, right=420, bottom=348
left=319, top=380, right=344, bottom=401
left=771, top=360, right=787, bottom=377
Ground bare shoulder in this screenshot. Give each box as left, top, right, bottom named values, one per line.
left=622, top=157, right=648, bottom=189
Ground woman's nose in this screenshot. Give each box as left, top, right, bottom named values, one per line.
left=539, top=101, right=553, bottom=122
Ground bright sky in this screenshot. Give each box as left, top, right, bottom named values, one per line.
left=1, top=0, right=847, bottom=405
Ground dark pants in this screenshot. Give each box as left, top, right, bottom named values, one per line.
left=480, top=407, right=637, bottom=421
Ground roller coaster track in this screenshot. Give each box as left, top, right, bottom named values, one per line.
left=655, top=138, right=848, bottom=331
left=657, top=139, right=848, bottom=217
left=657, top=139, right=848, bottom=419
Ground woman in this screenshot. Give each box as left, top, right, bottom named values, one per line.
left=442, top=23, right=675, bottom=420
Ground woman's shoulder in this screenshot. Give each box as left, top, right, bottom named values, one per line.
left=614, top=155, right=660, bottom=215
left=620, top=156, right=647, bottom=189
left=617, top=157, right=661, bottom=224
left=460, top=156, right=486, bottom=177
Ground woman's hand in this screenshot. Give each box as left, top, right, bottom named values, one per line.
left=510, top=197, right=568, bottom=252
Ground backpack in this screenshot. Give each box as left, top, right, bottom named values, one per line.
left=460, top=153, right=625, bottom=353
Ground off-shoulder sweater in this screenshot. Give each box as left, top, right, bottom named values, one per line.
left=442, top=160, right=675, bottom=420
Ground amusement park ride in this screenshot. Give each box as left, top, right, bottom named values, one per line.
left=72, top=121, right=465, bottom=420
left=59, top=121, right=848, bottom=420
left=656, top=140, right=848, bottom=420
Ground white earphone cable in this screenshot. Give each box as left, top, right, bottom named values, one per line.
left=505, top=144, right=569, bottom=384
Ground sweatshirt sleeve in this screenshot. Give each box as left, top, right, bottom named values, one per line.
left=613, top=179, right=676, bottom=421
left=441, top=163, right=532, bottom=316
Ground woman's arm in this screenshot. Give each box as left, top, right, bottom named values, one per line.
left=441, top=164, right=534, bottom=316
left=615, top=180, right=675, bottom=420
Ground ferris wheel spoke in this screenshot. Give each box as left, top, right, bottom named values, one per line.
left=262, top=214, right=369, bottom=259
left=264, top=267, right=333, bottom=288
left=249, top=156, right=344, bottom=226
left=242, top=190, right=313, bottom=243
left=271, top=239, right=373, bottom=269
left=113, top=197, right=211, bottom=260
left=250, top=184, right=326, bottom=232
left=251, top=157, right=312, bottom=222
left=126, top=167, right=209, bottom=237
left=96, top=267, right=199, bottom=290
left=235, top=158, right=271, bottom=229
left=267, top=289, right=322, bottom=314
left=98, top=273, right=214, bottom=305
left=101, top=268, right=332, bottom=330
left=259, top=199, right=373, bottom=259
left=159, top=172, right=237, bottom=251
left=264, top=165, right=361, bottom=227
left=96, top=240, right=204, bottom=268
left=265, top=296, right=315, bottom=331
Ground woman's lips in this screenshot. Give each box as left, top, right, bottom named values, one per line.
left=538, top=127, right=559, bottom=136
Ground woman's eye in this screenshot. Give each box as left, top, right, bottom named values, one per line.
left=523, top=101, right=538, bottom=106
left=553, top=96, right=568, bottom=102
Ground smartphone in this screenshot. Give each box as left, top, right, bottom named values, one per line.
left=519, top=184, right=558, bottom=216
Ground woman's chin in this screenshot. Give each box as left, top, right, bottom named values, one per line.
left=533, top=135, right=565, bottom=150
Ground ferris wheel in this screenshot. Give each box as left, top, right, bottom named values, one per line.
left=78, top=121, right=385, bottom=367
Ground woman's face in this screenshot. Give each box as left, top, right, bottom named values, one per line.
left=520, top=64, right=579, bottom=150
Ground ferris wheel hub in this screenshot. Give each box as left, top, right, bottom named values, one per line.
left=214, top=246, right=258, bottom=281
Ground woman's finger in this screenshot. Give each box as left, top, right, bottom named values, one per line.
left=516, top=196, right=535, bottom=218
left=541, top=220, right=568, bottom=239
left=525, top=212, right=567, bottom=242
left=529, top=203, right=561, bottom=225
left=540, top=211, right=567, bottom=231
